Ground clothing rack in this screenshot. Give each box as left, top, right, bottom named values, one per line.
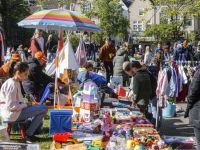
left=155, top=60, right=199, bottom=130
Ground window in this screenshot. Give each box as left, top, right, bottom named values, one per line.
left=132, top=20, right=143, bottom=31
left=139, top=8, right=144, bottom=16
left=184, top=17, right=192, bottom=26
left=82, top=3, right=90, bottom=12
left=171, top=14, right=180, bottom=22
left=70, top=3, right=75, bottom=11
left=160, top=13, right=168, bottom=24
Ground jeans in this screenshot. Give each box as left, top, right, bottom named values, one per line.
left=149, top=96, right=162, bottom=129
left=194, top=127, right=200, bottom=150
left=104, top=61, right=113, bottom=83
left=15, top=105, right=48, bottom=136
left=90, top=51, right=96, bottom=61
left=47, top=53, right=56, bottom=64
left=164, top=52, right=170, bottom=60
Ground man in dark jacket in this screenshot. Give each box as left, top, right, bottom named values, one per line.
left=173, top=40, right=190, bottom=62
left=194, top=45, right=200, bottom=61
left=90, top=40, right=97, bottom=61
left=154, top=42, right=164, bottom=55
left=22, top=52, right=54, bottom=97
left=185, top=69, right=200, bottom=149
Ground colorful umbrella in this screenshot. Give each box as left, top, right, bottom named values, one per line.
left=17, top=9, right=100, bottom=32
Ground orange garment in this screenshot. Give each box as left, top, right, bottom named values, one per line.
left=100, top=44, right=116, bottom=62
left=0, top=62, right=10, bottom=78
left=164, top=49, right=169, bottom=52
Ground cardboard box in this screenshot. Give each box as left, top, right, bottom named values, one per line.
left=80, top=101, right=98, bottom=111
left=79, top=108, right=99, bottom=123
left=0, top=142, right=40, bottom=150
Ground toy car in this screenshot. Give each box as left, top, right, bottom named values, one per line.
left=87, top=140, right=103, bottom=150
left=53, top=132, right=78, bottom=149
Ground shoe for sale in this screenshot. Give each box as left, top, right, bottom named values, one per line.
left=25, top=135, right=41, bottom=143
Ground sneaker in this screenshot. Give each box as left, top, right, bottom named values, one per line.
left=25, top=135, right=41, bottom=143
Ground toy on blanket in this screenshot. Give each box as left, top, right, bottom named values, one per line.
left=101, top=112, right=113, bottom=137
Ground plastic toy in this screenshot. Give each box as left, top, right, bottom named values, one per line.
left=53, top=132, right=78, bottom=149
left=87, top=140, right=103, bottom=150
left=112, top=129, right=126, bottom=138
left=127, top=139, right=135, bottom=148
left=118, top=85, right=126, bottom=97
left=83, top=82, right=98, bottom=103
left=101, top=112, right=113, bottom=137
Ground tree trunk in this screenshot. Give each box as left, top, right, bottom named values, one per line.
left=1, top=14, right=11, bottom=46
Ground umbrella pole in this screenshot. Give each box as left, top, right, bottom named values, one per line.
left=54, top=27, right=61, bottom=109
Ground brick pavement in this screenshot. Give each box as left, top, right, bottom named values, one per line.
left=160, top=102, right=196, bottom=149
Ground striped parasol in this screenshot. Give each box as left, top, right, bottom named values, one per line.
left=17, top=9, right=100, bottom=32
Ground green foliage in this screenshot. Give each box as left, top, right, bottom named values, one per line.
left=84, top=0, right=130, bottom=42
left=37, top=0, right=86, bottom=8
left=0, top=0, right=30, bottom=45
left=64, top=34, right=80, bottom=52
left=142, top=0, right=200, bottom=42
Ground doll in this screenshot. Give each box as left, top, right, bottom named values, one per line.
left=101, top=112, right=113, bottom=137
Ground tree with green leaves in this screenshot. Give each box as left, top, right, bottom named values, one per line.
left=84, top=0, right=130, bottom=44
left=142, top=0, right=200, bottom=43
left=0, top=0, right=30, bottom=46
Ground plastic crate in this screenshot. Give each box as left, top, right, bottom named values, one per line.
left=163, top=135, right=194, bottom=150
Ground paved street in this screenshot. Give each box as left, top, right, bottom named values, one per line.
left=160, top=102, right=196, bottom=149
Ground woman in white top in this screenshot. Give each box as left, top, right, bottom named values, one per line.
left=144, top=46, right=153, bottom=66
left=0, top=61, right=48, bottom=143
left=30, top=29, right=47, bottom=57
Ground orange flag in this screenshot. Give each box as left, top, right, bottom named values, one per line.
left=54, top=56, right=59, bottom=68
left=68, top=87, right=72, bottom=105
left=62, top=51, right=65, bottom=62
left=57, top=99, right=60, bottom=110
left=59, top=30, right=63, bottom=51
left=62, top=69, right=68, bottom=83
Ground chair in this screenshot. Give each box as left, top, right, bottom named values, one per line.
left=3, top=120, right=27, bottom=142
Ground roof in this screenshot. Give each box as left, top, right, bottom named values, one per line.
left=122, top=0, right=133, bottom=8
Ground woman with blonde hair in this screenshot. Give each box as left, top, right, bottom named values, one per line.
left=144, top=46, right=153, bottom=65
left=30, top=29, right=47, bottom=57
left=46, top=34, right=58, bottom=63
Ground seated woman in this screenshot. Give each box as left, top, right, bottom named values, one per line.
left=0, top=61, right=48, bottom=143
left=77, top=62, right=93, bottom=84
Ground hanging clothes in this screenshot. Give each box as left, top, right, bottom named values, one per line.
left=156, top=68, right=168, bottom=108
left=166, top=66, right=176, bottom=98
left=176, top=84, right=187, bottom=102
left=178, top=65, right=188, bottom=92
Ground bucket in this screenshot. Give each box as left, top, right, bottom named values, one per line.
left=162, top=102, right=176, bottom=117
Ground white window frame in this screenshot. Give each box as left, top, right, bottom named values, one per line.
left=185, top=16, right=192, bottom=26
left=82, top=3, right=90, bottom=12
left=70, top=3, right=75, bottom=11
left=133, top=20, right=143, bottom=31
left=139, top=8, right=144, bottom=16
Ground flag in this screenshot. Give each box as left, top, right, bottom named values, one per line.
left=68, top=87, right=72, bottom=105
left=57, top=99, right=60, bottom=110
left=59, top=29, right=63, bottom=51
left=61, top=69, right=68, bottom=83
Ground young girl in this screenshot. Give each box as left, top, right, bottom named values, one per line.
left=0, top=61, right=48, bottom=143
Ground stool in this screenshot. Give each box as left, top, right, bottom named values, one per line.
left=3, top=120, right=27, bottom=142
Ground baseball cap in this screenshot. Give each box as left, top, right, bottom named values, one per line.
left=35, top=51, right=47, bottom=61
left=177, top=40, right=182, bottom=45
left=11, top=54, right=22, bottom=61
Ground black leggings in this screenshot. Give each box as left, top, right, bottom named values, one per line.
left=104, top=61, right=113, bottom=83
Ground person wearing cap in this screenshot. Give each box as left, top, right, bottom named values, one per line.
left=0, top=54, right=22, bottom=79
left=173, top=40, right=190, bottom=62
left=22, top=52, right=54, bottom=97
left=123, top=61, right=151, bottom=115
left=100, top=37, right=116, bottom=83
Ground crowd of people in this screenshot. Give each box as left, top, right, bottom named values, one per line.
left=2, top=27, right=200, bottom=147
